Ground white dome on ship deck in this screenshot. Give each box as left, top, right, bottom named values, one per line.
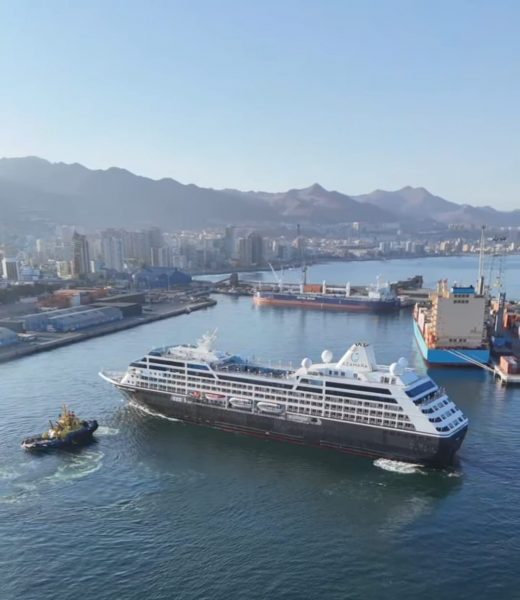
left=301, top=357, right=312, bottom=369
left=321, top=349, right=333, bottom=363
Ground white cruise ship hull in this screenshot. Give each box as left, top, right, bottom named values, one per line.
left=118, top=386, right=467, bottom=466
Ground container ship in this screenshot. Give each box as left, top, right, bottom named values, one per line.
left=253, top=280, right=400, bottom=313
left=413, top=280, right=490, bottom=366
left=100, top=331, right=468, bottom=466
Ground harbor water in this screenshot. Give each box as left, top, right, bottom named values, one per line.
left=1, top=256, right=520, bottom=599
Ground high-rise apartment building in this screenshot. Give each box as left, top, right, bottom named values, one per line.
left=101, top=230, right=124, bottom=271
left=72, top=231, right=91, bottom=277
left=1, top=257, right=20, bottom=281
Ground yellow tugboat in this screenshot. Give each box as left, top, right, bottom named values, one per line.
left=22, top=405, right=98, bottom=450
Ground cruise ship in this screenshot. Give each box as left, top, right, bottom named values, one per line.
left=100, top=332, right=468, bottom=465
left=414, top=280, right=490, bottom=366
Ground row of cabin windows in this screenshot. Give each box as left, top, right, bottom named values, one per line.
left=429, top=407, right=458, bottom=423
left=436, top=415, right=465, bottom=432
left=137, top=373, right=405, bottom=412
left=422, top=398, right=450, bottom=415
left=144, top=363, right=400, bottom=400
left=135, top=379, right=416, bottom=430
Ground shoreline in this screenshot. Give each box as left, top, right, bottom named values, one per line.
left=0, top=299, right=216, bottom=365
left=192, top=252, right=509, bottom=279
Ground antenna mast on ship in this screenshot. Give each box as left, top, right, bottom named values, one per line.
left=297, top=223, right=307, bottom=288
left=477, top=225, right=486, bottom=296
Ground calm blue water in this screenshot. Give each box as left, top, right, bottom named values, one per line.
left=2, top=256, right=520, bottom=600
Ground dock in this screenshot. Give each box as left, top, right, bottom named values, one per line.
left=494, top=366, right=520, bottom=386
left=493, top=365, right=520, bottom=385
left=0, top=298, right=216, bottom=365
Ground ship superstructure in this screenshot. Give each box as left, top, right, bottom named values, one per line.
left=414, top=280, right=489, bottom=365
left=101, top=332, right=467, bottom=465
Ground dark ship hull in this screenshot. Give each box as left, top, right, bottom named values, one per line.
left=125, top=388, right=466, bottom=466
left=254, top=292, right=400, bottom=313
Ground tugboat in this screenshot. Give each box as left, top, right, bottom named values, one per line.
left=21, top=405, right=98, bottom=451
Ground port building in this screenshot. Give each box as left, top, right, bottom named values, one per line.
left=0, top=327, right=19, bottom=347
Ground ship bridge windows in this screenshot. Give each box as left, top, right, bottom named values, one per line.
left=130, top=361, right=147, bottom=368
left=148, top=357, right=185, bottom=367
left=405, top=381, right=436, bottom=398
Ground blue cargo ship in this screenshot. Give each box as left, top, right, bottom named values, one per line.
left=413, top=281, right=490, bottom=366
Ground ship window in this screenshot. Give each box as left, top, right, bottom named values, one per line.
left=325, top=381, right=393, bottom=395
left=149, top=358, right=185, bottom=367
left=187, top=370, right=215, bottom=379
left=406, top=381, right=436, bottom=398
left=187, top=363, right=209, bottom=370
left=326, top=389, right=397, bottom=404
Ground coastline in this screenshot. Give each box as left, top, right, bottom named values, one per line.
left=191, top=252, right=509, bottom=279
left=0, top=298, right=216, bottom=365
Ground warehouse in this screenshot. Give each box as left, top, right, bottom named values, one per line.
left=47, top=307, right=123, bottom=332
left=92, top=302, right=142, bottom=318
left=133, top=267, right=191, bottom=289
left=0, top=327, right=19, bottom=347
left=23, top=306, right=92, bottom=332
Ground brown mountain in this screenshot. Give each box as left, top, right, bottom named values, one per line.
left=354, top=186, right=520, bottom=226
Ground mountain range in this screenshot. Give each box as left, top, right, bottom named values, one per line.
left=0, top=156, right=518, bottom=230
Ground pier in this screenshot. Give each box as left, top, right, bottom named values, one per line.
left=494, top=366, right=520, bottom=386
left=0, top=298, right=216, bottom=364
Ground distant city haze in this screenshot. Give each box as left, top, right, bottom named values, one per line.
left=0, top=1, right=519, bottom=209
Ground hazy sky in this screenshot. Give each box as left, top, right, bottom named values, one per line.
left=0, top=0, right=519, bottom=208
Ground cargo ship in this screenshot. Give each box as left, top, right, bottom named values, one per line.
left=413, top=280, right=490, bottom=366
left=253, top=279, right=400, bottom=313
left=100, top=331, right=468, bottom=466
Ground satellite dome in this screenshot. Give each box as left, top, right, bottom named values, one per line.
left=321, top=349, right=333, bottom=363
left=301, top=357, right=312, bottom=369
left=397, top=357, right=408, bottom=368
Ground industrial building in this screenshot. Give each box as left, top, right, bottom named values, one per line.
left=92, top=302, right=142, bottom=318
left=0, top=327, right=18, bottom=347
left=133, top=267, right=191, bottom=289
left=46, top=306, right=123, bottom=332
left=22, top=306, right=93, bottom=332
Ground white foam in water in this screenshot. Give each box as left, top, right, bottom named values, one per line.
left=0, top=466, right=20, bottom=481
left=96, top=426, right=120, bottom=436
left=43, top=451, right=104, bottom=483
left=129, top=400, right=180, bottom=422
left=373, top=458, right=424, bottom=474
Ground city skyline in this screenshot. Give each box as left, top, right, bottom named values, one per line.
left=1, top=1, right=519, bottom=209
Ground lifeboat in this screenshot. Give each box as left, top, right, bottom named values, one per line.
left=257, top=401, right=285, bottom=415
left=205, top=393, right=226, bottom=401
left=229, top=397, right=252, bottom=409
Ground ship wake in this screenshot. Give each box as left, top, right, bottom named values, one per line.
left=129, top=400, right=181, bottom=423
left=373, top=458, right=424, bottom=474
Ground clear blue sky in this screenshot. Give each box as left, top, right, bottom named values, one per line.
left=0, top=0, right=519, bottom=208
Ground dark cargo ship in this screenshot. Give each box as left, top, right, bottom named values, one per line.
left=253, top=280, right=400, bottom=313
